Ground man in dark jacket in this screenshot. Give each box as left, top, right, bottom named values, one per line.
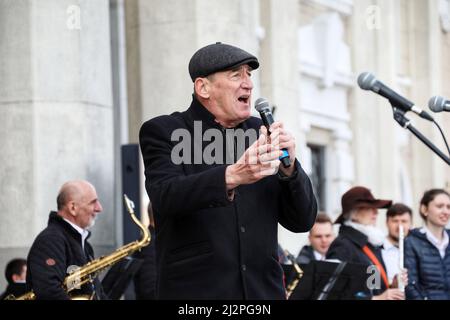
left=0, top=258, right=28, bottom=300
left=26, top=180, right=105, bottom=300
left=326, top=186, right=405, bottom=300
left=139, top=42, right=317, bottom=299
left=296, top=213, right=334, bottom=264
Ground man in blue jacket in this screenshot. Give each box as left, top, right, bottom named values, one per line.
left=139, top=42, right=317, bottom=299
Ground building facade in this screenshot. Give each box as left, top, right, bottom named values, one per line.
left=1, top=0, right=449, bottom=289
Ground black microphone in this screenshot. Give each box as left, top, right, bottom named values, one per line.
left=254, top=98, right=291, bottom=168
left=428, top=96, right=450, bottom=113
left=357, top=72, right=434, bottom=121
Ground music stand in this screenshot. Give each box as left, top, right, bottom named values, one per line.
left=288, top=260, right=370, bottom=300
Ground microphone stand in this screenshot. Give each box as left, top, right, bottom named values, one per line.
left=316, top=261, right=347, bottom=300
left=390, top=104, right=450, bottom=166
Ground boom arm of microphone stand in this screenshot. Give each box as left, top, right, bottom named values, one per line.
left=391, top=105, right=450, bottom=166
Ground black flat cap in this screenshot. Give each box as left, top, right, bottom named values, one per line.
left=188, top=42, right=259, bottom=82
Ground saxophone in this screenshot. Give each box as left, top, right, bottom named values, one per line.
left=286, top=262, right=304, bottom=299
left=284, top=250, right=304, bottom=299
left=7, top=194, right=150, bottom=300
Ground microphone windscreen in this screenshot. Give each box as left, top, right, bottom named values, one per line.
left=357, top=72, right=376, bottom=90
left=254, top=97, right=270, bottom=112
left=428, top=96, right=445, bottom=112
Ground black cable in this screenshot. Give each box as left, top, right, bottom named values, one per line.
left=432, top=120, right=450, bottom=157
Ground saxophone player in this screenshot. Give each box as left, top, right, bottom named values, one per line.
left=26, top=180, right=107, bottom=300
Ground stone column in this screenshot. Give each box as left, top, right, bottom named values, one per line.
left=0, top=0, right=114, bottom=288
left=439, top=0, right=450, bottom=191
left=409, top=0, right=450, bottom=199
left=350, top=0, right=400, bottom=201
left=125, top=0, right=260, bottom=143
left=259, top=0, right=302, bottom=148
left=258, top=0, right=305, bottom=254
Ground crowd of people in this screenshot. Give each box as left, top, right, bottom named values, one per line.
left=2, top=184, right=448, bottom=301
left=280, top=187, right=450, bottom=300
left=1, top=42, right=449, bottom=300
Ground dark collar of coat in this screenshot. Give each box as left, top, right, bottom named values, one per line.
left=338, top=224, right=369, bottom=248
left=47, top=211, right=92, bottom=243
left=409, top=227, right=450, bottom=243
left=3, top=282, right=27, bottom=297
left=187, top=95, right=249, bottom=131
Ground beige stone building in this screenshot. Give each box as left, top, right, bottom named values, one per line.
left=1, top=0, right=449, bottom=290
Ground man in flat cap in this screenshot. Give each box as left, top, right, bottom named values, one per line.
left=326, top=186, right=407, bottom=300
left=139, top=42, right=317, bottom=299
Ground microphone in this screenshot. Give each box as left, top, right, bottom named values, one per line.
left=357, top=72, right=434, bottom=121
left=428, top=96, right=450, bottom=113
left=254, top=98, right=291, bottom=168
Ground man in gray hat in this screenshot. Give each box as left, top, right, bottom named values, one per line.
left=139, top=42, right=317, bottom=299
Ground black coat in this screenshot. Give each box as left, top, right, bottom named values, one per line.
left=296, top=245, right=316, bottom=264
left=326, top=225, right=388, bottom=297
left=139, top=96, right=317, bottom=299
left=26, top=212, right=104, bottom=300
left=0, top=283, right=27, bottom=300
left=404, top=228, right=450, bottom=300
left=133, top=226, right=157, bottom=300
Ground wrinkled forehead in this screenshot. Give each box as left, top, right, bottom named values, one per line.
left=209, top=64, right=254, bottom=81
left=77, top=182, right=98, bottom=202
left=227, top=63, right=253, bottom=73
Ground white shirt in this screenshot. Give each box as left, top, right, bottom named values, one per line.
left=63, top=218, right=89, bottom=251
left=343, top=220, right=385, bottom=246
left=313, top=250, right=326, bottom=261
left=421, top=226, right=449, bottom=259
left=381, top=238, right=399, bottom=284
